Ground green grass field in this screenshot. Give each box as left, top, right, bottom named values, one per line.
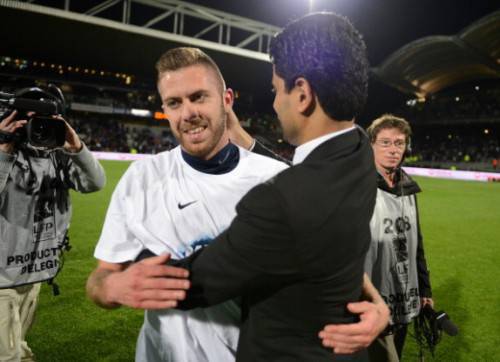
left=27, top=160, right=500, bottom=361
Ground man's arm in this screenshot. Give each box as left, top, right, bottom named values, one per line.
left=60, top=118, right=106, bottom=193
left=318, top=273, right=390, bottom=354
left=226, top=108, right=291, bottom=164
left=415, top=196, right=433, bottom=308
left=225, top=107, right=254, bottom=150
left=86, top=254, right=190, bottom=310
left=0, top=111, right=26, bottom=192
left=169, top=182, right=296, bottom=308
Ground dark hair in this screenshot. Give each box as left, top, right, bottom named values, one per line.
left=366, top=114, right=412, bottom=143
left=269, top=12, right=369, bottom=121
left=155, top=47, right=225, bottom=91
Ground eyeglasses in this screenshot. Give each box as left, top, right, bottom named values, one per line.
left=375, top=139, right=406, bottom=150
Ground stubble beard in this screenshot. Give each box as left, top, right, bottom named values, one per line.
left=180, top=106, right=227, bottom=159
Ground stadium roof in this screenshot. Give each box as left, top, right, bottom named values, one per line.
left=0, top=0, right=498, bottom=109
left=373, top=10, right=500, bottom=98
left=0, top=0, right=278, bottom=94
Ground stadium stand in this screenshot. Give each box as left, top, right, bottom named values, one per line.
left=394, top=81, right=500, bottom=171
left=0, top=4, right=498, bottom=170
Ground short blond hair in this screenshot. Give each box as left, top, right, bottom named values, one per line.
left=155, top=47, right=226, bottom=91
left=366, top=114, right=412, bottom=143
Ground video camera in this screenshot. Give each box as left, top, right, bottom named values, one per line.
left=414, top=304, right=458, bottom=357
left=0, top=84, right=67, bottom=149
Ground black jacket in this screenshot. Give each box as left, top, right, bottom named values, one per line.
left=171, top=128, right=377, bottom=361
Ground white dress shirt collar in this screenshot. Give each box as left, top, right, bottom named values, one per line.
left=292, top=126, right=356, bottom=165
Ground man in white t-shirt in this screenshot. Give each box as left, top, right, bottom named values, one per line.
left=86, top=47, right=388, bottom=361
left=86, top=47, right=288, bottom=361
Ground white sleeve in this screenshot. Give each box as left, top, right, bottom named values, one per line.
left=94, top=164, right=143, bottom=263
left=274, top=160, right=290, bottom=174
left=261, top=159, right=289, bottom=182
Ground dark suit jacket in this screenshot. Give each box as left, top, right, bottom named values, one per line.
left=171, top=128, right=377, bottom=361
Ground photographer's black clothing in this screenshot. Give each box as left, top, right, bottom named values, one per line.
left=393, top=324, right=408, bottom=358
left=0, top=144, right=105, bottom=288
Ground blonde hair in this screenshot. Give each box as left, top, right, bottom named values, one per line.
left=366, top=114, right=412, bottom=143
left=155, top=47, right=226, bottom=91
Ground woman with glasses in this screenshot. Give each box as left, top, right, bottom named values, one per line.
left=364, top=114, right=433, bottom=362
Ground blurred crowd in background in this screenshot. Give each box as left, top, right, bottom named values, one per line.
left=1, top=59, right=498, bottom=172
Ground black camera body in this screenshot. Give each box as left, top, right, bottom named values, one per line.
left=26, top=116, right=67, bottom=149
left=0, top=85, right=67, bottom=149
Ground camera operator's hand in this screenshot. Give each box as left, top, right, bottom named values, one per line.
left=0, top=111, right=26, bottom=154
left=421, top=297, right=434, bottom=308
left=56, top=116, right=82, bottom=153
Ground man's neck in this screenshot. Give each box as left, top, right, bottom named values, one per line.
left=378, top=167, right=396, bottom=187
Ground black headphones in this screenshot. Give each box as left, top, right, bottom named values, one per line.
left=403, top=135, right=412, bottom=160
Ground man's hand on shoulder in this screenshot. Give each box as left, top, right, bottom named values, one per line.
left=225, top=106, right=254, bottom=150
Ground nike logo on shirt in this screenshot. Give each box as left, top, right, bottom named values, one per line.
left=178, top=201, right=197, bottom=209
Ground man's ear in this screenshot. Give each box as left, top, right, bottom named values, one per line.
left=223, top=88, right=235, bottom=111
left=294, top=77, right=315, bottom=114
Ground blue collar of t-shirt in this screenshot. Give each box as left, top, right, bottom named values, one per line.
left=181, top=142, right=240, bottom=174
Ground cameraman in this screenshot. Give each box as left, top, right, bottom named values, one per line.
left=364, top=114, right=433, bottom=361
left=0, top=110, right=105, bottom=362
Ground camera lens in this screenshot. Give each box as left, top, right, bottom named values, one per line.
left=27, top=117, right=66, bottom=148
left=31, top=120, right=53, bottom=143
left=32, top=121, right=52, bottom=140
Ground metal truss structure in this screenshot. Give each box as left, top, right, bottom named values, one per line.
left=2, top=0, right=281, bottom=61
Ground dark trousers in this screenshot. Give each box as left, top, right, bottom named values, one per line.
left=334, top=348, right=369, bottom=361
left=393, top=324, right=408, bottom=359
left=367, top=323, right=409, bottom=362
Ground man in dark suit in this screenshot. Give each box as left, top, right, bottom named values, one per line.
left=162, top=12, right=382, bottom=361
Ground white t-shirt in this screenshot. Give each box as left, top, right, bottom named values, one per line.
left=94, top=145, right=288, bottom=362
